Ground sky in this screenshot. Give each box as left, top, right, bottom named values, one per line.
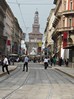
left=6, top=0, right=55, bottom=41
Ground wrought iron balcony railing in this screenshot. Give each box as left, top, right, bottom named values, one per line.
left=62, top=10, right=74, bottom=16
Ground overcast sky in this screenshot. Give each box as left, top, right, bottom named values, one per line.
left=6, top=0, right=55, bottom=41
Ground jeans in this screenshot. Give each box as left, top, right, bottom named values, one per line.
left=23, top=62, right=28, bottom=72
left=2, top=64, right=10, bottom=74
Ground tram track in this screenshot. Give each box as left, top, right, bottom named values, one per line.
left=43, top=69, right=54, bottom=99
left=54, top=69, right=74, bottom=84
left=0, top=66, right=21, bottom=83
left=46, top=68, right=74, bottom=84
left=2, top=71, right=31, bottom=99
left=0, top=63, right=74, bottom=99
left=44, top=68, right=74, bottom=98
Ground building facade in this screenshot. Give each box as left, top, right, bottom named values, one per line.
left=12, top=18, right=23, bottom=55
left=4, top=3, right=14, bottom=55
left=44, top=8, right=55, bottom=56
left=52, top=0, right=74, bottom=62
left=0, top=0, right=7, bottom=55
left=0, top=0, right=23, bottom=55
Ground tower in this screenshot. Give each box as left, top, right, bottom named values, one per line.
left=27, top=11, right=43, bottom=55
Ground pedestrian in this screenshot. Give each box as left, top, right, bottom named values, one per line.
left=44, top=57, right=48, bottom=69
left=50, top=56, right=53, bottom=66
left=16, top=57, right=19, bottom=62
left=0, top=55, right=2, bottom=66
left=65, top=59, right=69, bottom=67
left=11, top=57, right=14, bottom=65
left=2, top=55, right=10, bottom=74
left=53, top=56, right=56, bottom=66
left=23, top=56, right=29, bottom=72
left=59, top=57, right=63, bottom=66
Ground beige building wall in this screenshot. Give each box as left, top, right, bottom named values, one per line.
left=3, top=1, right=23, bottom=55
left=47, top=9, right=55, bottom=46
left=53, top=0, right=74, bottom=61
left=4, top=5, right=14, bottom=55
left=44, top=9, right=56, bottom=56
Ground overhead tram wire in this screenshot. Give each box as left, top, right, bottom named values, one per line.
left=15, top=0, right=27, bottom=31
left=8, top=1, right=52, bottom=32
left=8, top=2, right=54, bottom=5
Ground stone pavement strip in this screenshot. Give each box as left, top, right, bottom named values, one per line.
left=54, top=66, right=74, bottom=78
left=40, top=62, right=74, bottom=78
left=0, top=65, right=17, bottom=76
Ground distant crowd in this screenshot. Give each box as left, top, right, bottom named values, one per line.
left=0, top=54, right=69, bottom=74
left=43, top=56, right=69, bottom=69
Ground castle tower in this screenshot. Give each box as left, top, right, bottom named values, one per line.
left=27, top=11, right=43, bottom=55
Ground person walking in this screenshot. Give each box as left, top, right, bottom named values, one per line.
left=65, top=59, right=69, bottom=67
left=23, top=56, right=29, bottom=72
left=50, top=56, right=53, bottom=66
left=53, top=56, right=56, bottom=66
left=59, top=57, right=63, bottom=66
left=2, top=56, right=10, bottom=74
left=44, top=57, right=48, bottom=69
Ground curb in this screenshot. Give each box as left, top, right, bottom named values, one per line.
left=0, top=66, right=17, bottom=77
left=55, top=68, right=74, bottom=78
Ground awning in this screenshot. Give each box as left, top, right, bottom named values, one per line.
left=63, top=45, right=74, bottom=49
left=9, top=54, right=18, bottom=56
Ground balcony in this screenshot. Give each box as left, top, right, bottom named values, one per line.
left=52, top=26, right=74, bottom=39
left=56, top=26, right=74, bottom=32
left=53, top=16, right=60, bottom=28
left=62, top=10, right=74, bottom=16
left=64, top=44, right=74, bottom=49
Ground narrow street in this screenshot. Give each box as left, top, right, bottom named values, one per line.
left=0, top=62, right=74, bottom=99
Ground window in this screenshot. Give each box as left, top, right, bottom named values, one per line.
left=70, top=0, right=73, bottom=10
left=64, top=1, right=66, bottom=10
left=69, top=18, right=72, bottom=27
left=0, top=15, right=3, bottom=21
left=63, top=18, right=65, bottom=27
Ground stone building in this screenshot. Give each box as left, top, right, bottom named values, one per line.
left=26, top=11, right=43, bottom=55
left=12, top=17, right=23, bottom=55
left=52, top=0, right=74, bottom=63
left=0, top=0, right=23, bottom=55
left=44, top=8, right=55, bottom=56
left=0, top=0, right=7, bottom=55
left=4, top=2, right=15, bottom=55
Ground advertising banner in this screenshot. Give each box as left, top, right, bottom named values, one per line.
left=38, top=42, right=42, bottom=47
left=63, top=32, right=68, bottom=48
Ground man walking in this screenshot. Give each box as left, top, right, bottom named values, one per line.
left=23, top=56, right=29, bottom=72
left=2, top=56, right=10, bottom=74
left=44, top=57, right=48, bottom=69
